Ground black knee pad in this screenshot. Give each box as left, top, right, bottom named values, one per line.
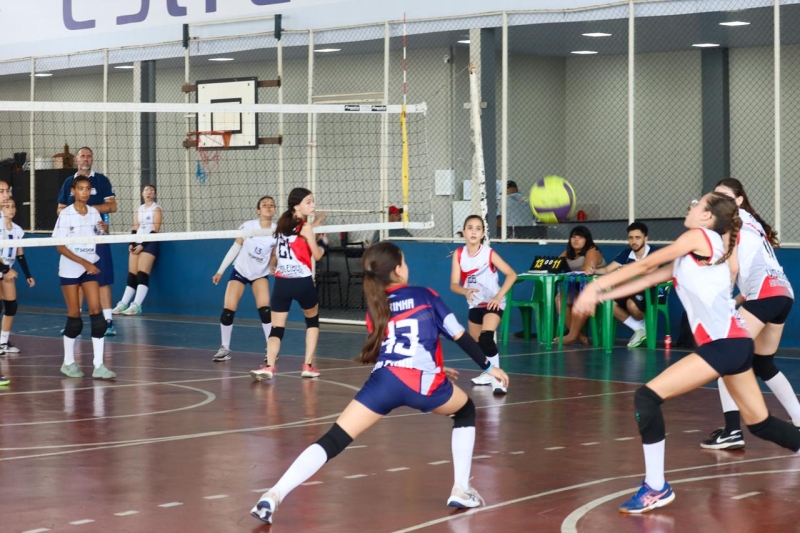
left=136, top=271, right=150, bottom=287
left=220, top=308, right=235, bottom=326
left=752, top=354, right=780, bottom=382
left=478, top=330, right=497, bottom=356
left=634, top=386, right=665, bottom=444
left=258, top=306, right=271, bottom=324
left=63, top=316, right=83, bottom=339
left=126, top=272, right=138, bottom=289
left=3, top=299, right=18, bottom=317
left=315, top=423, right=353, bottom=462
left=305, top=314, right=319, bottom=329
left=748, top=415, right=800, bottom=452
left=452, top=398, right=476, bottom=428
left=269, top=326, right=285, bottom=340
left=90, top=313, right=107, bottom=338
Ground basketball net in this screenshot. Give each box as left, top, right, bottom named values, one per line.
left=186, top=130, right=232, bottom=184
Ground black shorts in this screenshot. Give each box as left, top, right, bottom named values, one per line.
left=229, top=268, right=268, bottom=286
left=740, top=296, right=793, bottom=325
left=615, top=292, right=646, bottom=314
left=140, top=240, right=160, bottom=257
left=60, top=271, right=99, bottom=287
left=95, top=244, right=114, bottom=287
left=468, top=307, right=503, bottom=325
left=271, top=276, right=319, bottom=313
left=696, top=338, right=754, bottom=376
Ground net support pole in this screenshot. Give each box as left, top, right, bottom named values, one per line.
left=380, top=21, right=390, bottom=240
left=501, top=12, right=509, bottom=242
left=183, top=25, right=192, bottom=232
left=774, top=0, right=781, bottom=238
left=468, top=61, right=489, bottom=246
left=277, top=33, right=285, bottom=208
left=102, top=49, right=109, bottom=176
left=627, top=0, right=635, bottom=224
left=29, top=58, right=35, bottom=231
left=401, top=13, right=409, bottom=227
left=307, top=30, right=317, bottom=192
left=132, top=62, right=143, bottom=221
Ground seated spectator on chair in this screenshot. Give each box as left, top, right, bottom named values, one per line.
left=496, top=181, right=535, bottom=230
left=370, top=205, right=413, bottom=244
left=588, top=221, right=658, bottom=348
left=556, top=225, right=606, bottom=345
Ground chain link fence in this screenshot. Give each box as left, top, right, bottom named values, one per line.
left=0, top=2, right=798, bottom=254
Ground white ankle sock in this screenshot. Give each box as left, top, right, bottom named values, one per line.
left=717, top=377, right=739, bottom=412
left=624, top=317, right=644, bottom=331
left=452, top=426, right=475, bottom=489
left=489, top=355, right=499, bottom=368
left=0, top=331, right=10, bottom=345
left=262, top=322, right=272, bottom=342
left=63, top=336, right=76, bottom=365
left=643, top=440, right=666, bottom=491
left=765, top=373, right=800, bottom=426
left=91, top=337, right=105, bottom=368
left=121, top=286, right=135, bottom=305
left=272, top=443, right=328, bottom=500
left=103, top=309, right=112, bottom=321
left=133, top=285, right=149, bottom=306
left=220, top=324, right=233, bottom=349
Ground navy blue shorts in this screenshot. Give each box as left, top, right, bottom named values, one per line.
left=354, top=366, right=454, bottom=416
left=60, top=271, right=100, bottom=286
left=140, top=240, right=160, bottom=257
left=740, top=296, right=793, bottom=325
left=95, top=244, right=114, bottom=287
left=696, top=338, right=754, bottom=376
left=272, top=276, right=318, bottom=312
left=229, top=268, right=267, bottom=286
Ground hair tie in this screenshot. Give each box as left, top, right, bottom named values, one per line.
left=364, top=269, right=375, bottom=277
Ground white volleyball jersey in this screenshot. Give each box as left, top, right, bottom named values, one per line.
left=136, top=202, right=162, bottom=235
left=457, top=245, right=505, bottom=310
left=673, top=227, right=750, bottom=346
left=233, top=220, right=278, bottom=281
left=0, top=222, right=24, bottom=268
left=736, top=209, right=793, bottom=301
left=275, top=221, right=313, bottom=279
left=52, top=205, right=102, bottom=278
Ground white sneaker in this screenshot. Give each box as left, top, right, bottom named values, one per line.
left=121, top=303, right=142, bottom=316
left=447, top=484, right=485, bottom=508
left=627, top=328, right=647, bottom=348
left=0, top=342, right=20, bottom=354
left=471, top=372, right=494, bottom=386
left=251, top=488, right=281, bottom=524
left=492, top=378, right=508, bottom=395
left=250, top=365, right=275, bottom=381
left=111, top=302, right=129, bottom=315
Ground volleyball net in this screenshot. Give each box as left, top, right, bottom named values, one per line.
left=0, top=100, right=433, bottom=248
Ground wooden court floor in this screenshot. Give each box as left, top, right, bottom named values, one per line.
left=2, top=310, right=800, bottom=532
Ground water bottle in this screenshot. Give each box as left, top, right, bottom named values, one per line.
left=664, top=335, right=672, bottom=349
left=102, top=213, right=110, bottom=224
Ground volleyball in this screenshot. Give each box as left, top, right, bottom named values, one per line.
left=529, top=175, right=577, bottom=223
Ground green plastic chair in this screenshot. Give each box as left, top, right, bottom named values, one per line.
left=499, top=274, right=565, bottom=348
left=644, top=280, right=673, bottom=349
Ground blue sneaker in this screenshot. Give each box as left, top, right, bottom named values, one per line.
left=105, top=320, right=117, bottom=337
left=619, top=481, right=675, bottom=514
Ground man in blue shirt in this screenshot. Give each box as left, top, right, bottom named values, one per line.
left=57, top=147, right=118, bottom=336
left=592, top=221, right=657, bottom=348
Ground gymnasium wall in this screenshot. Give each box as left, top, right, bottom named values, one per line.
left=19, top=239, right=800, bottom=349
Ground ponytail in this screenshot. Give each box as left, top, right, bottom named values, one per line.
left=358, top=242, right=404, bottom=365
left=705, top=192, right=741, bottom=265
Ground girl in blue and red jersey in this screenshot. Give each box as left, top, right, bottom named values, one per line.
left=251, top=241, right=509, bottom=525
left=250, top=188, right=328, bottom=381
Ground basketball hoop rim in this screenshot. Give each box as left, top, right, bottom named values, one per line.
left=186, top=130, right=233, bottom=149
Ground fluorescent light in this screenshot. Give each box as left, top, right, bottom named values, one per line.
left=571, top=50, right=598, bottom=55
left=457, top=40, right=470, bottom=44
left=582, top=32, right=612, bottom=37
left=34, top=73, right=52, bottom=77
left=720, top=21, right=750, bottom=27
left=114, top=65, right=134, bottom=69
left=314, top=48, right=341, bottom=53
left=208, top=57, right=234, bottom=62
left=692, top=43, right=720, bottom=48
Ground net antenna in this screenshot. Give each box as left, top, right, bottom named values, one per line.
left=467, top=62, right=489, bottom=245
left=184, top=130, right=233, bottom=184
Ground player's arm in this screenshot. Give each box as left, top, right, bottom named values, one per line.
left=593, top=261, right=620, bottom=275
left=490, top=251, right=517, bottom=300
left=302, top=223, right=326, bottom=261
left=152, top=206, right=163, bottom=233
left=449, top=252, right=467, bottom=296
left=95, top=196, right=117, bottom=215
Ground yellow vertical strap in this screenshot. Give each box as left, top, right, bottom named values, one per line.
left=401, top=104, right=409, bottom=226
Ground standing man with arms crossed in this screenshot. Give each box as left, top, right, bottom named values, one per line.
left=57, top=147, right=118, bottom=336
